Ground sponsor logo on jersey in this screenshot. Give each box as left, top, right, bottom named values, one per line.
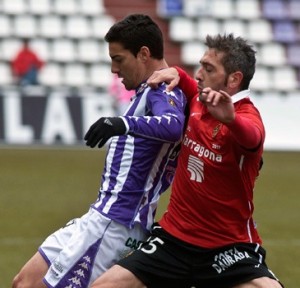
left=183, top=134, right=222, bottom=163
left=187, top=155, right=204, bottom=183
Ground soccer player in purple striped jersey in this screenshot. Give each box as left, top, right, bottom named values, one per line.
left=12, top=14, right=186, bottom=288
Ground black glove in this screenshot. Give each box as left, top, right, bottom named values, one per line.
left=84, top=117, right=126, bottom=148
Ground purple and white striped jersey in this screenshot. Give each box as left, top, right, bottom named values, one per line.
left=91, top=82, right=186, bottom=231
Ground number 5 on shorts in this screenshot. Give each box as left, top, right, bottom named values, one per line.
left=141, top=237, right=164, bottom=254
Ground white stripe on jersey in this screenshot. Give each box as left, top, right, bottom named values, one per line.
left=102, top=139, right=117, bottom=191
left=143, top=143, right=172, bottom=230
left=98, top=87, right=150, bottom=213
left=133, top=87, right=150, bottom=116
left=247, top=201, right=253, bottom=243
left=101, top=136, right=135, bottom=213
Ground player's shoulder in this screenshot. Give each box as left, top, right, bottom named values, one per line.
left=236, top=97, right=257, bottom=111
left=149, top=82, right=185, bottom=99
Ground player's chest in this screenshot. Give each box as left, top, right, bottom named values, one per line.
left=185, top=105, right=232, bottom=156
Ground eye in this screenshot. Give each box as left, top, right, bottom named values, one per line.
left=112, top=56, right=123, bottom=64
left=204, top=64, right=213, bottom=73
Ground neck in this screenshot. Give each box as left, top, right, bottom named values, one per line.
left=144, top=59, right=168, bottom=81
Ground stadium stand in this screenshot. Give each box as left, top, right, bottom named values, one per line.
left=0, top=0, right=298, bottom=94
left=39, top=62, right=63, bottom=87
left=288, top=0, right=300, bottom=20
left=159, top=0, right=300, bottom=94
left=235, top=0, right=261, bottom=20
left=0, top=0, right=297, bottom=149
left=0, top=0, right=114, bottom=90
left=27, top=0, right=52, bottom=15
left=261, top=0, right=288, bottom=20
left=0, top=15, right=13, bottom=37
left=287, top=43, right=300, bottom=67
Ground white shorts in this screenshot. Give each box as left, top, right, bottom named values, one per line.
left=39, top=208, right=147, bottom=288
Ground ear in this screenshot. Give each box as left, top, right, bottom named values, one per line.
left=228, top=71, right=243, bottom=89
left=138, top=46, right=151, bottom=62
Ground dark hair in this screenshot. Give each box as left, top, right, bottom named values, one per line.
left=105, top=14, right=164, bottom=59
left=205, top=33, right=256, bottom=90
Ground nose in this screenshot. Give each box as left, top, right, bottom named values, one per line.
left=111, top=62, right=119, bottom=74
left=111, top=66, right=118, bottom=74
left=195, top=67, right=203, bottom=81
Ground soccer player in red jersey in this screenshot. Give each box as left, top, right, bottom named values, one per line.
left=90, top=34, right=283, bottom=288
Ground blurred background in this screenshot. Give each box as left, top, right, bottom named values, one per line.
left=0, top=0, right=299, bottom=287
left=0, top=0, right=299, bottom=149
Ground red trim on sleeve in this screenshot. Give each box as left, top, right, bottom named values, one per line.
left=174, top=66, right=198, bottom=101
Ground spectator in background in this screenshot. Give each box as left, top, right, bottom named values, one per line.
left=11, top=38, right=44, bottom=86
left=109, top=73, right=135, bottom=115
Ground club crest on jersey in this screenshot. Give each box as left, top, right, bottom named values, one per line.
left=168, top=98, right=176, bottom=107
left=212, top=123, right=222, bottom=138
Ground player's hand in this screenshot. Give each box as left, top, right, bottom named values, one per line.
left=84, top=117, right=126, bottom=148
left=147, top=67, right=179, bottom=92
left=200, top=88, right=235, bottom=124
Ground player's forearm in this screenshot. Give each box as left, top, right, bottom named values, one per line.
left=123, top=113, right=185, bottom=143
left=175, top=66, right=198, bottom=100
left=226, top=114, right=262, bottom=149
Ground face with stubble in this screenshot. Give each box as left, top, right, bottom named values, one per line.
left=108, top=42, right=146, bottom=91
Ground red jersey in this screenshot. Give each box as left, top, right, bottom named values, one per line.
left=159, top=71, right=265, bottom=248
left=12, top=48, right=44, bottom=76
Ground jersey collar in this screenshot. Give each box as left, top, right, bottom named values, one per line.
left=135, top=82, right=148, bottom=95
left=232, top=89, right=250, bottom=104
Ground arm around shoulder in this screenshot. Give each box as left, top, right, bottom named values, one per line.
left=174, top=66, right=198, bottom=100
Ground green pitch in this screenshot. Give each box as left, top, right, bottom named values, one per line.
left=0, top=147, right=299, bottom=287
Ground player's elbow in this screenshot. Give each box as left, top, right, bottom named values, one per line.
left=167, top=120, right=185, bottom=142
